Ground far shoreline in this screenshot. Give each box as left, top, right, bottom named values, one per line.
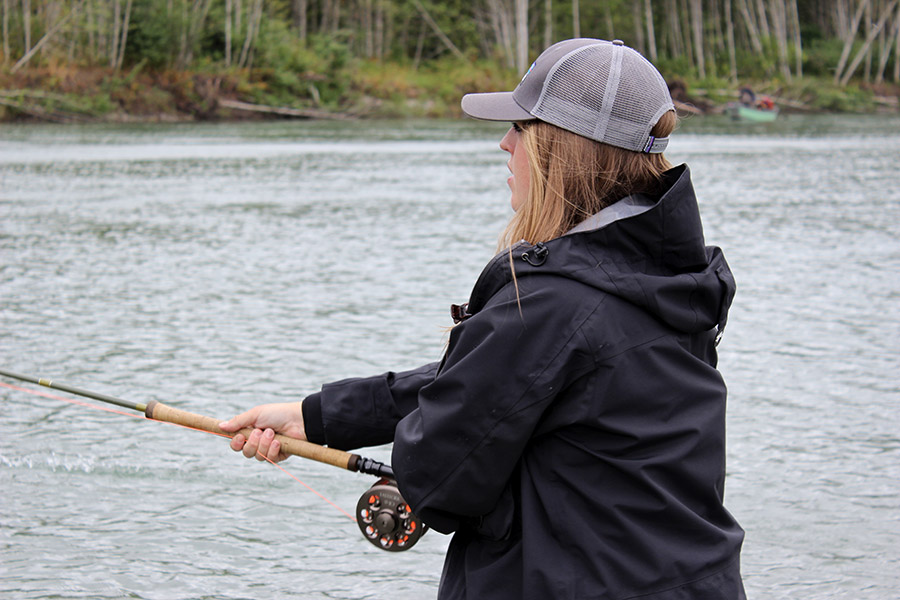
left=2, top=64, right=898, bottom=126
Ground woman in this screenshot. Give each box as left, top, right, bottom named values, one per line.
left=221, top=38, right=746, bottom=599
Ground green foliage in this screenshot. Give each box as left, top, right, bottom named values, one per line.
left=350, top=57, right=518, bottom=117
left=81, top=92, right=116, bottom=116
left=803, top=37, right=848, bottom=78
left=694, top=76, right=736, bottom=104
left=0, top=89, right=115, bottom=120
left=655, top=54, right=696, bottom=81
left=123, top=1, right=180, bottom=69
left=233, top=21, right=354, bottom=108
left=733, top=48, right=779, bottom=80
left=394, top=0, right=483, bottom=62
left=1, top=10, right=24, bottom=60
left=794, top=80, right=876, bottom=112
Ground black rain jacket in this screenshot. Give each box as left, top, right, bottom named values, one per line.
left=302, top=164, right=746, bottom=599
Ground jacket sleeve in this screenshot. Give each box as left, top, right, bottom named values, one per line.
left=302, top=362, right=439, bottom=451
left=391, top=276, right=599, bottom=534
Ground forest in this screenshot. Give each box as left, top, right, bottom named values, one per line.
left=1, top=0, right=899, bottom=122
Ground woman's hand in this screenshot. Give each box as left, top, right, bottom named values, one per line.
left=219, top=402, right=306, bottom=463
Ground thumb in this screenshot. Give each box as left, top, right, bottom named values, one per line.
left=219, top=406, right=260, bottom=432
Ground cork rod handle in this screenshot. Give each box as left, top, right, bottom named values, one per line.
left=144, top=400, right=356, bottom=471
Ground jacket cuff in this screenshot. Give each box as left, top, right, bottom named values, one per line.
left=301, top=392, right=326, bottom=445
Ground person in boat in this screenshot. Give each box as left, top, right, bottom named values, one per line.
left=739, top=86, right=775, bottom=112
left=221, top=38, right=746, bottom=600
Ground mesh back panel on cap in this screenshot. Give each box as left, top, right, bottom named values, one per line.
left=608, top=49, right=671, bottom=151
left=532, top=46, right=613, bottom=144
left=531, top=43, right=672, bottom=152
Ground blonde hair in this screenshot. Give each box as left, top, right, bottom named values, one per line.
left=498, top=111, right=677, bottom=250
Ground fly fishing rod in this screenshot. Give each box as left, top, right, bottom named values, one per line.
left=0, top=367, right=426, bottom=552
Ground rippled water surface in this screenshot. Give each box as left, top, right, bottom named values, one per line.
left=2, top=115, right=899, bottom=599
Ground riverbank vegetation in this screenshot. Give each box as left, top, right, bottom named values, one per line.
left=1, top=0, right=899, bottom=122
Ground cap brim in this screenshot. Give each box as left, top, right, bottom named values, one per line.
left=460, top=92, right=534, bottom=122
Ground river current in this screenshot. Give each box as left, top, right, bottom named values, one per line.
left=1, top=114, right=898, bottom=599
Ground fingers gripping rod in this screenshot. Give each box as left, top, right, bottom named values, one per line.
left=144, top=400, right=394, bottom=478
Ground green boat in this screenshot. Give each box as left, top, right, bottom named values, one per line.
left=728, top=103, right=779, bottom=122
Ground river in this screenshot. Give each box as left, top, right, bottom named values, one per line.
left=1, top=114, right=898, bottom=599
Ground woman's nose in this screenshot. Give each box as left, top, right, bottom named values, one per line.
left=499, top=128, right=515, bottom=153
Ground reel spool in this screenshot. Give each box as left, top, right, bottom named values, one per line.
left=356, top=478, right=426, bottom=551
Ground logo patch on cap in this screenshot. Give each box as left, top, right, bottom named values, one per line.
left=520, top=61, right=536, bottom=83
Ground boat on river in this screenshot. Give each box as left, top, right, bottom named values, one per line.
left=729, top=87, right=779, bottom=122
left=728, top=102, right=779, bottom=122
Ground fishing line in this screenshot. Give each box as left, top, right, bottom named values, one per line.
left=0, top=380, right=144, bottom=420
left=0, top=379, right=354, bottom=520
left=0, top=370, right=426, bottom=550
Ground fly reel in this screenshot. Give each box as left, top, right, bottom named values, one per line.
left=356, top=478, right=426, bottom=551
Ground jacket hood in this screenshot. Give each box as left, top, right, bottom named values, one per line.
left=468, top=165, right=736, bottom=336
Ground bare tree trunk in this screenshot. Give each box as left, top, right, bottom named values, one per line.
left=23, top=0, right=31, bottom=54
left=376, top=0, right=385, bottom=61
left=679, top=0, right=694, bottom=69
left=711, top=0, right=725, bottom=53
left=603, top=1, right=614, bottom=39
left=87, top=0, right=95, bottom=63
left=110, top=0, right=120, bottom=68
left=238, top=0, right=263, bottom=68
left=864, top=0, right=872, bottom=82
left=572, top=0, right=579, bottom=38
left=225, top=0, right=232, bottom=65
left=364, top=0, right=373, bottom=58
left=755, top=0, right=770, bottom=38
left=725, top=0, right=738, bottom=81
left=835, top=0, right=872, bottom=84
left=544, top=0, right=552, bottom=49
left=487, top=0, right=515, bottom=68
left=788, top=0, right=802, bottom=77
left=68, top=0, right=78, bottom=62
left=413, top=16, right=425, bottom=68
left=320, top=0, right=331, bottom=32
left=331, top=0, right=340, bottom=34
left=293, top=0, right=307, bottom=41
left=115, top=0, right=133, bottom=71
left=665, top=0, right=684, bottom=57
left=249, top=0, right=264, bottom=68
left=632, top=1, right=645, bottom=54
left=178, top=0, right=188, bottom=68
left=875, top=6, right=900, bottom=83
left=769, top=0, right=791, bottom=80
left=472, top=3, right=493, bottom=57
left=399, top=7, right=411, bottom=53
left=896, top=2, right=900, bottom=81
left=839, top=0, right=899, bottom=85
left=516, top=0, right=527, bottom=73
left=2, top=0, right=9, bottom=66
left=690, top=0, right=705, bottom=78
left=99, top=0, right=109, bottom=60
left=644, top=0, right=657, bottom=61
left=736, top=0, right=765, bottom=52
left=835, top=0, right=848, bottom=42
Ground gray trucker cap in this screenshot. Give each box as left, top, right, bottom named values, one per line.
left=461, top=38, right=675, bottom=153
